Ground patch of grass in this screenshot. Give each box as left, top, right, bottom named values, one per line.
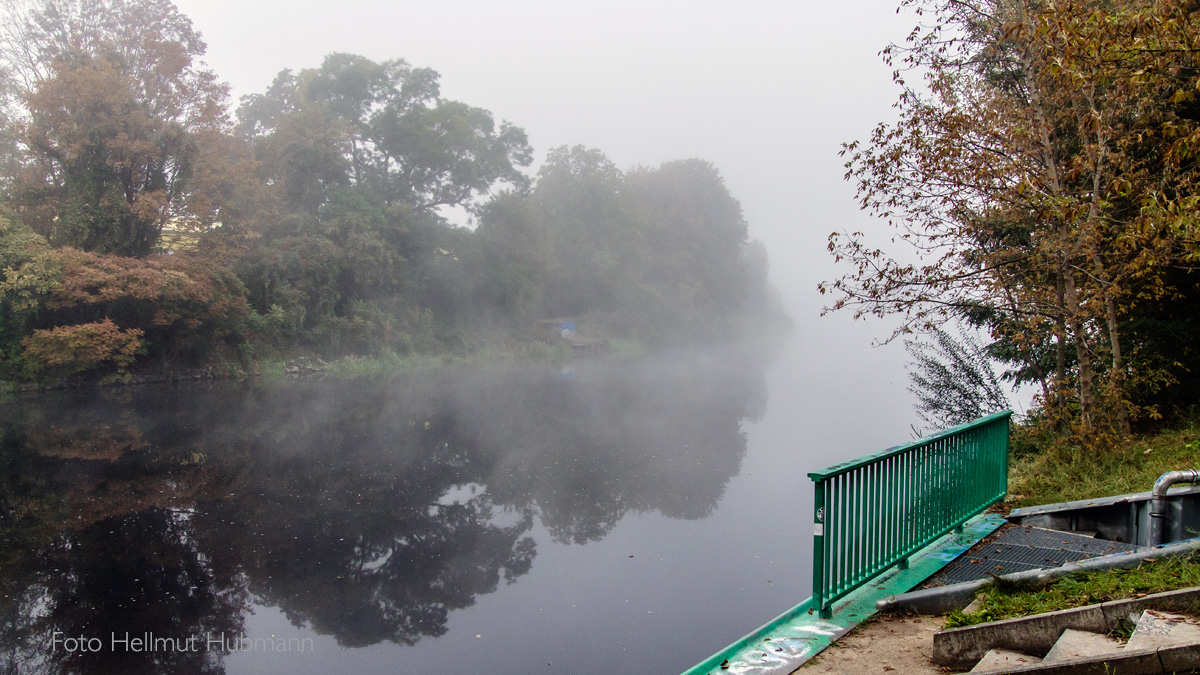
left=257, top=358, right=287, bottom=380
left=605, top=339, right=644, bottom=356
left=1007, top=417, right=1200, bottom=509
left=1108, top=617, right=1137, bottom=641
left=325, top=351, right=447, bottom=378
left=513, top=341, right=571, bottom=361
left=943, top=552, right=1200, bottom=629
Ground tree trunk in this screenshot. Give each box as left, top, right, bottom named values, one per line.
left=1101, top=291, right=1130, bottom=435
left=1055, top=272, right=1068, bottom=419
left=1061, top=257, right=1094, bottom=430
left=1022, top=22, right=1096, bottom=431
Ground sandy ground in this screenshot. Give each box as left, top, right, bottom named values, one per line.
left=796, top=614, right=950, bottom=674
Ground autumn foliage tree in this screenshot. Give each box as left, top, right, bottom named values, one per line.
left=4, top=0, right=236, bottom=256
left=20, top=318, right=143, bottom=377
left=824, top=0, right=1200, bottom=437
left=0, top=0, right=257, bottom=379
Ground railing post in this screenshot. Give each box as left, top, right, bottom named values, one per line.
left=812, top=480, right=829, bottom=618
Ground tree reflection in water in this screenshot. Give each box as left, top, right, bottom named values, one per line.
left=0, top=347, right=768, bottom=673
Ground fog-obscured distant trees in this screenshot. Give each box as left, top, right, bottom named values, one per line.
left=0, top=0, right=787, bottom=381
left=476, top=145, right=765, bottom=344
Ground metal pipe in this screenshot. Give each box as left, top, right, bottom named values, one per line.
left=877, top=535, right=1200, bottom=615
left=1150, top=469, right=1200, bottom=546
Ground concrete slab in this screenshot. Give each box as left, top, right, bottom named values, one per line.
left=934, top=586, right=1200, bottom=668
left=1157, top=640, right=1200, bottom=672
left=1100, top=587, right=1200, bottom=627
left=971, top=648, right=1161, bottom=675
left=962, top=594, right=986, bottom=615
left=1126, top=610, right=1200, bottom=651
left=933, top=605, right=1108, bottom=667
left=970, top=648, right=1042, bottom=672
left=1042, top=629, right=1123, bottom=662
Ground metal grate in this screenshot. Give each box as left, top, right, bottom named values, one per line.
left=918, top=525, right=1140, bottom=588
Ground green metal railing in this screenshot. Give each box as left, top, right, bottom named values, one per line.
left=808, top=410, right=1012, bottom=618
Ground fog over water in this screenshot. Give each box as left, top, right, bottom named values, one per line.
left=0, top=300, right=935, bottom=655
left=0, top=2, right=954, bottom=673
left=1, top=337, right=924, bottom=675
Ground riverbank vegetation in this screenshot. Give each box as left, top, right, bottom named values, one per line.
left=825, top=0, right=1200, bottom=447
left=1009, top=414, right=1200, bottom=508
left=0, top=0, right=787, bottom=387
left=942, top=551, right=1200, bottom=629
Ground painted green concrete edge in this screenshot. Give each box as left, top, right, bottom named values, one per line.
left=680, top=512, right=1006, bottom=675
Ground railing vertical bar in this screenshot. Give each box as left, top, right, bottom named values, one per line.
left=839, top=473, right=848, bottom=594
left=900, top=449, right=910, bottom=568
left=852, top=468, right=862, bottom=584
left=928, top=440, right=936, bottom=537
left=878, top=459, right=887, bottom=568
left=907, top=444, right=916, bottom=550
left=812, top=477, right=826, bottom=616
left=883, top=455, right=893, bottom=564
left=953, top=435, right=961, bottom=522
left=896, top=452, right=903, bottom=559
left=831, top=474, right=839, bottom=598
left=866, top=462, right=876, bottom=576
left=868, top=462, right=875, bottom=573
left=924, top=442, right=933, bottom=542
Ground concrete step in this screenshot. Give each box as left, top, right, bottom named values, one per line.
left=965, top=611, right=1200, bottom=674
left=1126, top=609, right=1200, bottom=651
left=1041, top=628, right=1123, bottom=662
left=933, top=586, right=1200, bottom=668
left=969, top=647, right=1042, bottom=672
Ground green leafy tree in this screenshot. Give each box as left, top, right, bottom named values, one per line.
left=474, top=189, right=550, bottom=321
left=0, top=212, right=51, bottom=373
left=624, top=159, right=749, bottom=340
left=238, top=53, right=532, bottom=218
left=530, top=145, right=640, bottom=319
left=235, top=53, right=533, bottom=354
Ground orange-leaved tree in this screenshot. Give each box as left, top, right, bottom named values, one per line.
left=824, top=0, right=1200, bottom=437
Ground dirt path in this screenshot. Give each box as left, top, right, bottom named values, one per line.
left=796, top=614, right=949, bottom=674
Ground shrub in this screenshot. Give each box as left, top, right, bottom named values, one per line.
left=21, top=318, right=144, bottom=377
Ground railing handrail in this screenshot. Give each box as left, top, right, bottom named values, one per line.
left=809, top=410, right=1012, bottom=618
left=807, top=410, right=1013, bottom=482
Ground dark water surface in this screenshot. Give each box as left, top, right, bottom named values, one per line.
left=0, top=336, right=914, bottom=674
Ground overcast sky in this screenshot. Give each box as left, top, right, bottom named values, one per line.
left=176, top=0, right=907, bottom=302
left=172, top=0, right=954, bottom=416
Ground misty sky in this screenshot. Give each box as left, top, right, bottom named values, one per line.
left=174, top=0, right=954, bottom=420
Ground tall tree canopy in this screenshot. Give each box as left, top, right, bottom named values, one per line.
left=824, top=0, right=1200, bottom=435
left=3, top=0, right=234, bottom=256
left=237, top=53, right=532, bottom=219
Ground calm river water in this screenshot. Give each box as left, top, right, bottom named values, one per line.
left=0, top=332, right=916, bottom=674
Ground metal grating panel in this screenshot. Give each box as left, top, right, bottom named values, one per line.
left=918, top=525, right=1140, bottom=588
